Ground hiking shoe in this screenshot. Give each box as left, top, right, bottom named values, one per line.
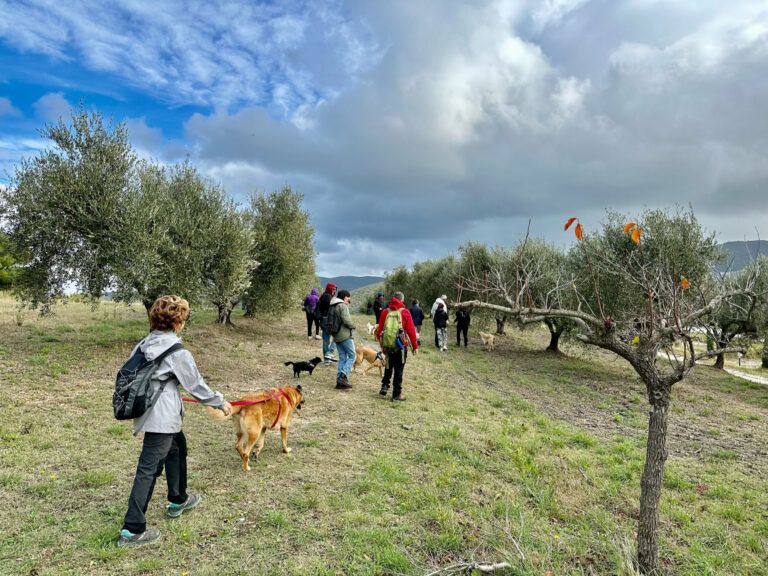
left=117, top=528, right=161, bottom=548
left=379, top=384, right=389, bottom=396
left=314, top=335, right=322, bottom=340
left=336, top=373, right=352, bottom=389
left=392, top=395, right=406, bottom=402
left=166, top=493, right=201, bottom=518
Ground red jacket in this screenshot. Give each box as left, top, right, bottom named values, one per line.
left=375, top=297, right=419, bottom=351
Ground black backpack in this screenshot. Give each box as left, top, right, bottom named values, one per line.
left=328, top=303, right=343, bottom=336
left=113, top=343, right=183, bottom=420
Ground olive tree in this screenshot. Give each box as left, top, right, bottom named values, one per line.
left=204, top=204, right=258, bottom=325
left=1, top=105, right=136, bottom=312
left=111, top=162, right=239, bottom=312
left=243, top=187, right=315, bottom=315
left=0, top=231, right=21, bottom=290
left=456, top=208, right=756, bottom=574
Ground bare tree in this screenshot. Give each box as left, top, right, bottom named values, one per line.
left=455, top=208, right=757, bottom=574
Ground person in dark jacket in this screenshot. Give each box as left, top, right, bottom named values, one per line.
left=455, top=308, right=471, bottom=347
left=318, top=283, right=337, bottom=364
left=409, top=300, right=424, bottom=344
left=303, top=288, right=321, bottom=339
left=373, top=291, right=386, bottom=323
left=118, top=295, right=231, bottom=548
left=433, top=302, right=449, bottom=351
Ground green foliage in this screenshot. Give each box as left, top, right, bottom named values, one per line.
left=0, top=231, right=21, bottom=289
left=243, top=187, right=315, bottom=314
left=1, top=104, right=136, bottom=312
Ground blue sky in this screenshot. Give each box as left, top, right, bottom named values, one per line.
left=2, top=0, right=768, bottom=276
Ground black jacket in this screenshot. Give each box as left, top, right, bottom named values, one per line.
left=455, top=309, right=471, bottom=328
left=433, top=309, right=449, bottom=328
left=373, top=299, right=386, bottom=322
left=409, top=304, right=424, bottom=326
left=318, top=292, right=333, bottom=317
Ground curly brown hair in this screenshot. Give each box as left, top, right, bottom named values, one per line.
left=149, top=295, right=190, bottom=332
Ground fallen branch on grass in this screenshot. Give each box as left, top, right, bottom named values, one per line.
left=425, top=560, right=512, bottom=575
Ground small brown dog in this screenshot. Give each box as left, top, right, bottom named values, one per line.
left=352, top=344, right=385, bottom=376
left=479, top=331, right=495, bottom=351
left=209, top=385, right=304, bottom=472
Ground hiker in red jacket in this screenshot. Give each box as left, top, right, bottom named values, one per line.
left=375, top=291, right=419, bottom=401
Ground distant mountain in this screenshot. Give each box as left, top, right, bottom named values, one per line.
left=717, top=241, right=768, bottom=273
left=317, top=275, right=384, bottom=291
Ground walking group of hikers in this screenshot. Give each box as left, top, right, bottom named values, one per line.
left=303, top=284, right=475, bottom=393
left=305, top=283, right=419, bottom=400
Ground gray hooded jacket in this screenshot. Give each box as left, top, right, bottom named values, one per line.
left=130, top=330, right=225, bottom=435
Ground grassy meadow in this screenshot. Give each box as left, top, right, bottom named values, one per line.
left=0, top=294, right=766, bottom=575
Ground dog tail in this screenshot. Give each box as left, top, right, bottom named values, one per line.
left=284, top=361, right=293, bottom=366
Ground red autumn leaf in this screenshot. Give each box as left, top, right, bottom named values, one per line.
left=623, top=222, right=636, bottom=233
left=564, top=217, right=577, bottom=231
left=631, top=228, right=641, bottom=245
left=575, top=223, right=584, bottom=241
left=681, top=276, right=690, bottom=289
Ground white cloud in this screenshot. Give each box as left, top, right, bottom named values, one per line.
left=33, top=92, right=71, bottom=122
left=0, top=0, right=380, bottom=114
left=0, top=97, right=21, bottom=117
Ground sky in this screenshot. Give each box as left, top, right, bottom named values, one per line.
left=1, top=0, right=767, bottom=277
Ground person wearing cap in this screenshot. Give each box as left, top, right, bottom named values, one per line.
left=318, top=283, right=338, bottom=365
left=329, top=289, right=356, bottom=389
left=373, top=291, right=386, bottom=323
left=375, top=291, right=419, bottom=401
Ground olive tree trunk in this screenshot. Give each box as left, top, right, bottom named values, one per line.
left=544, top=318, right=564, bottom=353
left=637, top=375, right=671, bottom=575
left=495, top=315, right=507, bottom=335
left=762, top=335, right=768, bottom=369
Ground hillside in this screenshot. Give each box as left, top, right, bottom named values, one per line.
left=717, top=240, right=768, bottom=272
left=317, top=275, right=384, bottom=291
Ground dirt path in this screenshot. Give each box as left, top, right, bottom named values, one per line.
left=724, top=367, right=768, bottom=386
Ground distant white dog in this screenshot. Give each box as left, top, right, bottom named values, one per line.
left=366, top=322, right=377, bottom=335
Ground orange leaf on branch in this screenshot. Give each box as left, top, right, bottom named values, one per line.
left=681, top=276, right=690, bottom=289
left=564, top=217, right=577, bottom=231
left=631, top=228, right=642, bottom=245
left=575, top=223, right=584, bottom=241
left=623, top=222, right=636, bottom=233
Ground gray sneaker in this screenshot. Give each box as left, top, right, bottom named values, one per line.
left=117, top=528, right=161, bottom=548
left=166, top=493, right=201, bottom=518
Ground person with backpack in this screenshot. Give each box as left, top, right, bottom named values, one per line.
left=117, top=295, right=232, bottom=548
left=375, top=291, right=419, bottom=401
left=433, top=302, right=449, bottom=351
left=303, top=288, right=321, bottom=340
left=455, top=307, right=471, bottom=347
left=318, top=283, right=337, bottom=365
left=328, top=289, right=356, bottom=389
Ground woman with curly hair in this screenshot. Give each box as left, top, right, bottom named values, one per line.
left=118, top=295, right=232, bottom=548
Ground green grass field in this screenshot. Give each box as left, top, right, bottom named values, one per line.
left=0, top=294, right=766, bottom=575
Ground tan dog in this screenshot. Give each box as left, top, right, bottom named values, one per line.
left=479, top=331, right=495, bottom=351
left=366, top=322, right=377, bottom=335
left=209, top=385, right=304, bottom=472
left=353, top=344, right=385, bottom=376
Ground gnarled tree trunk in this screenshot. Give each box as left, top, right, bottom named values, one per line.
left=637, top=377, right=671, bottom=575
left=544, top=318, right=564, bottom=353
left=495, top=315, right=507, bottom=335
left=762, top=335, right=768, bottom=369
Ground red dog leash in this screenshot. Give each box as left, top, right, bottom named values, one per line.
left=183, top=389, right=294, bottom=429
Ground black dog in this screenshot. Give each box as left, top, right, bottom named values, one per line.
left=284, top=357, right=322, bottom=378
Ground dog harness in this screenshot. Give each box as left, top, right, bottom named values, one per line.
left=183, top=389, right=295, bottom=429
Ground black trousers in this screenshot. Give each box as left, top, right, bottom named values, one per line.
left=457, top=324, right=469, bottom=346
left=382, top=348, right=408, bottom=397
left=306, top=311, right=320, bottom=336
left=123, top=431, right=188, bottom=533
